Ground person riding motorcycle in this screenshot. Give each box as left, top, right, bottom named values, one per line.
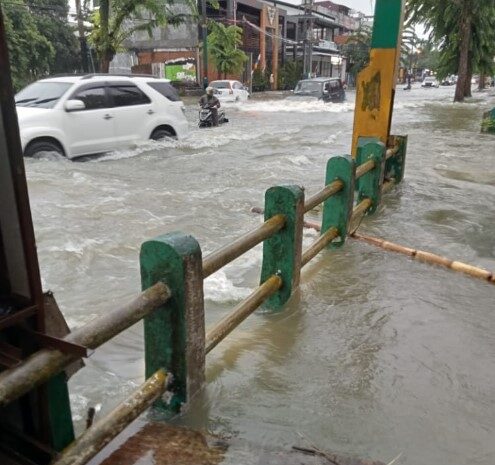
left=199, top=87, right=221, bottom=126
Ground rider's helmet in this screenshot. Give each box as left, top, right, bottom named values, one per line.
left=206, top=87, right=214, bottom=96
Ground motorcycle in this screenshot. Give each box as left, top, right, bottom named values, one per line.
left=198, top=106, right=228, bottom=128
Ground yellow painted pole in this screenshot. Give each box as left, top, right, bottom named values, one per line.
left=351, top=0, right=405, bottom=157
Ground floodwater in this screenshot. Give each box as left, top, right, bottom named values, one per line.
left=25, top=85, right=495, bottom=465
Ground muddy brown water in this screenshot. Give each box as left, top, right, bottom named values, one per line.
left=25, top=86, right=495, bottom=465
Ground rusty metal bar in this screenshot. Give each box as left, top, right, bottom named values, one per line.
left=304, top=180, right=343, bottom=213
left=301, top=228, right=339, bottom=267
left=52, top=369, right=169, bottom=465
left=0, top=282, right=171, bottom=407
left=355, top=159, right=375, bottom=179
left=203, top=214, right=286, bottom=279
left=381, top=179, right=395, bottom=194
left=205, top=275, right=282, bottom=354
left=386, top=146, right=398, bottom=160
left=351, top=198, right=373, bottom=221
left=303, top=146, right=396, bottom=215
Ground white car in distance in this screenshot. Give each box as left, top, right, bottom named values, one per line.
left=421, top=76, right=440, bottom=88
left=209, top=80, right=250, bottom=102
left=15, top=74, right=189, bottom=159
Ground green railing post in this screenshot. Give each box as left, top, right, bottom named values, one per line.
left=47, top=373, right=75, bottom=451
left=386, top=135, right=407, bottom=183
left=140, top=232, right=205, bottom=415
left=260, top=185, right=304, bottom=310
left=321, top=155, right=356, bottom=248
left=356, top=137, right=386, bottom=214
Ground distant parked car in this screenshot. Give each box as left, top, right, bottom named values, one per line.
left=421, top=76, right=439, bottom=88
left=209, top=80, right=250, bottom=102
left=15, top=74, right=189, bottom=159
left=290, top=77, right=345, bottom=103
left=440, top=76, right=455, bottom=86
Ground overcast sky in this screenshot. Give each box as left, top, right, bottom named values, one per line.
left=336, top=0, right=375, bottom=15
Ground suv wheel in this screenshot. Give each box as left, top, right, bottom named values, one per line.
left=150, top=128, right=175, bottom=141
left=24, top=140, right=64, bottom=158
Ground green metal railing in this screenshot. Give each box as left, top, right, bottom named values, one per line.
left=0, top=135, right=407, bottom=465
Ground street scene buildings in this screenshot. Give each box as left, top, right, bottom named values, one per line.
left=107, top=0, right=365, bottom=89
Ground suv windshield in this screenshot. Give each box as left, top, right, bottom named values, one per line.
left=15, top=82, right=72, bottom=108
left=294, top=81, right=322, bottom=94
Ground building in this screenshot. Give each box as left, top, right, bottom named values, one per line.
left=123, top=0, right=362, bottom=89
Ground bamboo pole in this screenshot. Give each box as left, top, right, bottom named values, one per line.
left=352, top=232, right=495, bottom=284
left=205, top=275, right=282, bottom=354
left=52, top=369, right=169, bottom=465
left=203, top=214, right=286, bottom=278
left=259, top=204, right=495, bottom=285
left=0, top=282, right=171, bottom=407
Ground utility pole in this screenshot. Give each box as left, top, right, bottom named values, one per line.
left=302, top=0, right=314, bottom=78
left=75, top=0, right=89, bottom=72
left=201, top=0, right=208, bottom=88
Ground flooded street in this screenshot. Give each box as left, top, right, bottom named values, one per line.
left=25, top=86, right=495, bottom=465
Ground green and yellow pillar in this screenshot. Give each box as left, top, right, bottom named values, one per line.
left=351, top=0, right=405, bottom=157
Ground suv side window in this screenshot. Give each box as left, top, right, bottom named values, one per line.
left=330, top=80, right=341, bottom=90
left=109, top=84, right=151, bottom=107
left=71, top=86, right=108, bottom=110
left=146, top=82, right=180, bottom=102
left=233, top=82, right=243, bottom=89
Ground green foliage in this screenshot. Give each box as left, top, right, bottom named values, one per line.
left=32, top=0, right=80, bottom=74
left=252, top=68, right=267, bottom=91
left=481, top=117, right=495, bottom=133
left=2, top=0, right=79, bottom=91
left=207, top=22, right=248, bottom=78
left=407, top=0, right=495, bottom=100
left=341, top=24, right=372, bottom=79
left=278, top=60, right=302, bottom=90
left=89, top=0, right=197, bottom=71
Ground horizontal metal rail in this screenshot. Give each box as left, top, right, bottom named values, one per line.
left=0, top=282, right=171, bottom=407
left=52, top=369, right=169, bottom=465
left=300, top=198, right=374, bottom=266
left=301, top=227, right=339, bottom=267
left=303, top=146, right=397, bottom=215
left=381, top=179, right=395, bottom=194
left=351, top=198, right=373, bottom=220
left=203, top=214, right=286, bottom=279
left=205, top=275, right=282, bottom=354
left=355, top=159, right=375, bottom=179
left=304, top=180, right=343, bottom=213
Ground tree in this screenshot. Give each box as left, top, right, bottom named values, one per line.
left=278, top=60, right=303, bottom=90
left=89, top=0, right=195, bottom=72
left=340, top=24, right=372, bottom=83
left=2, top=1, right=54, bottom=90
left=407, top=0, right=495, bottom=102
left=207, top=22, right=247, bottom=79
left=31, top=0, right=80, bottom=75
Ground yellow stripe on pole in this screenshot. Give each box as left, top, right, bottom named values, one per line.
left=351, top=48, right=399, bottom=156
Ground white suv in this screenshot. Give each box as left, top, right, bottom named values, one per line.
left=15, top=74, right=189, bottom=159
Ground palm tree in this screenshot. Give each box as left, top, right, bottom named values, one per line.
left=341, top=24, right=372, bottom=81
left=207, top=22, right=247, bottom=79
left=407, top=0, right=495, bottom=102
left=89, top=0, right=196, bottom=73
